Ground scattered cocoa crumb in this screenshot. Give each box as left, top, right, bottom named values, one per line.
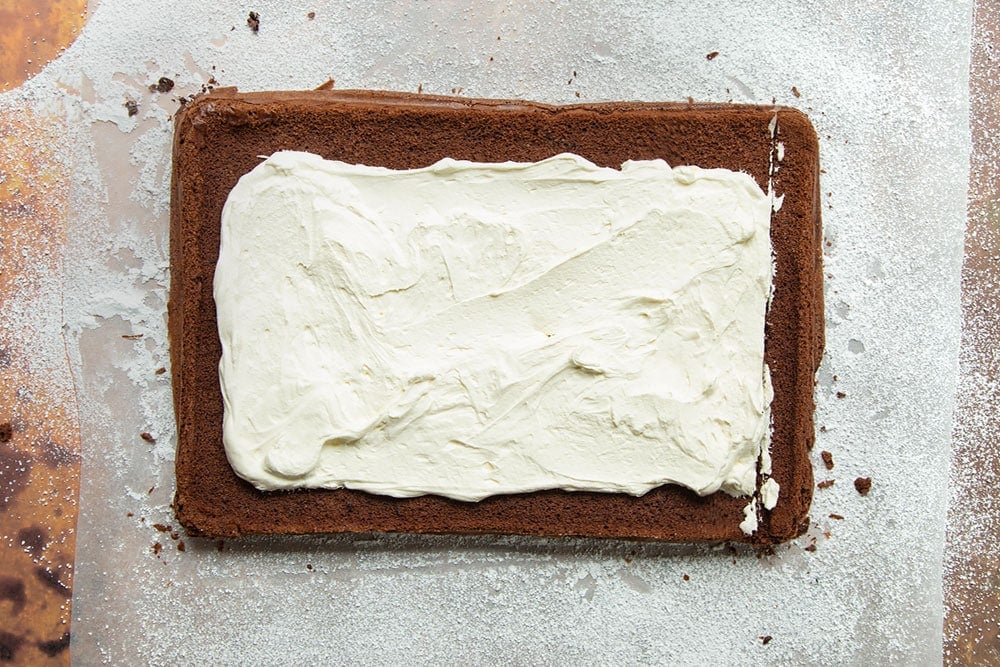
left=854, top=477, right=872, bottom=495
left=0, top=422, right=11, bottom=443
left=155, top=367, right=166, bottom=375
left=682, top=574, right=690, bottom=581
left=150, top=77, right=174, bottom=93
left=152, top=523, right=170, bottom=532
left=823, top=530, right=832, bottom=539
left=152, top=542, right=163, bottom=555
left=804, top=543, right=817, bottom=552
left=247, top=11, right=260, bottom=33
left=833, top=374, right=838, bottom=381
left=126, top=511, right=133, bottom=518
left=817, top=479, right=835, bottom=489
left=819, top=425, right=827, bottom=432
left=122, top=334, right=143, bottom=340
left=836, top=391, right=846, bottom=399
left=791, top=86, right=800, bottom=97
left=307, top=11, right=315, bottom=19
left=760, top=635, right=772, bottom=645
left=169, top=531, right=179, bottom=541
left=488, top=56, right=493, bottom=62
left=124, top=99, right=138, bottom=116
left=417, top=83, right=423, bottom=93
left=706, top=51, right=719, bottom=60
left=575, top=91, right=580, bottom=98
left=177, top=541, right=186, bottom=552
left=306, top=564, right=313, bottom=570
left=829, top=513, right=844, bottom=520
left=140, top=432, right=155, bottom=443
left=624, top=556, right=632, bottom=563
left=147, top=486, right=155, bottom=494
left=821, top=450, right=834, bottom=469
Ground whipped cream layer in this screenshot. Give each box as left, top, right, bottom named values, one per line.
left=215, top=151, right=774, bottom=501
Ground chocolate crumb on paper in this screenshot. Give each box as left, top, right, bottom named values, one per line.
left=854, top=477, right=872, bottom=495
left=124, top=99, right=138, bottom=116
left=821, top=450, right=834, bottom=469
left=140, top=432, right=155, bottom=443
left=247, top=11, right=260, bottom=33
left=150, top=77, right=174, bottom=93
left=818, top=479, right=835, bottom=489
left=829, top=513, right=844, bottom=520
left=706, top=51, right=719, bottom=60
left=792, top=86, right=801, bottom=98
left=760, top=635, right=772, bottom=645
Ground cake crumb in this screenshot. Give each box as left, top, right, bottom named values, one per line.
left=140, top=432, right=155, bottom=443
left=821, top=450, right=834, bottom=469
left=682, top=574, right=690, bottom=581
left=126, top=512, right=133, bottom=518
left=804, top=543, right=817, bottom=552
left=854, top=477, right=872, bottom=495
left=150, top=77, right=174, bottom=93
left=760, top=635, right=772, bottom=645
left=152, top=523, right=170, bottom=532
left=177, top=541, right=186, bottom=552
left=152, top=542, right=162, bottom=555
left=155, top=367, right=166, bottom=375
left=306, top=564, right=313, bottom=571
left=124, top=99, right=138, bottom=116
left=818, top=479, right=835, bottom=489
left=836, top=391, right=847, bottom=399
left=706, top=51, right=719, bottom=60
left=122, top=334, right=142, bottom=340
left=829, top=513, right=844, bottom=520
left=792, top=86, right=801, bottom=97
left=307, top=11, right=315, bottom=20
left=417, top=83, right=423, bottom=94
left=0, top=422, right=11, bottom=442
left=247, top=11, right=260, bottom=33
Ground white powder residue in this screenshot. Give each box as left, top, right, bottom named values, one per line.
left=0, top=0, right=975, bottom=663
left=943, top=3, right=1000, bottom=662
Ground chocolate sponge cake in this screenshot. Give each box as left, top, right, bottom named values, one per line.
left=169, top=88, right=823, bottom=543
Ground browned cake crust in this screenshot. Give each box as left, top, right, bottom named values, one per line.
left=169, top=88, right=823, bottom=544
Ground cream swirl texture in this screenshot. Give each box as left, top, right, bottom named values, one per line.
left=215, top=151, right=774, bottom=501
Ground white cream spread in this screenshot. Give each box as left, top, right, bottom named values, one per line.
left=760, top=477, right=780, bottom=510
left=215, top=151, right=775, bottom=502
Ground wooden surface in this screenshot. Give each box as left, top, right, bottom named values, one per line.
left=0, top=3, right=995, bottom=664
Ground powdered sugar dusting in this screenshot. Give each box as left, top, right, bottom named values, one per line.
left=0, top=0, right=974, bottom=663
left=944, top=3, right=1000, bottom=663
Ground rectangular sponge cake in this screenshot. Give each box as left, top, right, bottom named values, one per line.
left=169, top=88, right=823, bottom=544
